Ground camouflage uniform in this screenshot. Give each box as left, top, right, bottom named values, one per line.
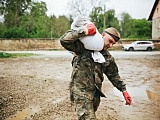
left=60, top=30, right=126, bottom=120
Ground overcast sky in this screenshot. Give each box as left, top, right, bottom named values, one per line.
left=36, top=0, right=155, bottom=19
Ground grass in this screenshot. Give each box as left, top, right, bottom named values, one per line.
left=0, top=52, right=35, bottom=58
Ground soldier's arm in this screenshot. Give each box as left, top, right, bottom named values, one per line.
left=59, top=30, right=86, bottom=54
left=103, top=54, right=126, bottom=92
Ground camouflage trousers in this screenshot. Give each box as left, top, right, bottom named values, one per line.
left=73, top=91, right=100, bottom=120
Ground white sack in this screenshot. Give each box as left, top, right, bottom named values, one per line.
left=79, top=29, right=104, bottom=51
left=71, top=15, right=104, bottom=51
left=71, top=15, right=105, bottom=63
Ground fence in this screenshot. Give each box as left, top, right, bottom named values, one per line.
left=0, top=39, right=64, bottom=51
left=0, top=39, right=160, bottom=51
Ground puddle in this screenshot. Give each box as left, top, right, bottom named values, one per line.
left=112, top=85, right=160, bottom=107
left=5, top=106, right=41, bottom=120
left=113, top=85, right=149, bottom=100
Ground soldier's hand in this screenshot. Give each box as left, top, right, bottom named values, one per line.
left=84, top=23, right=96, bottom=35
left=123, top=91, right=132, bottom=105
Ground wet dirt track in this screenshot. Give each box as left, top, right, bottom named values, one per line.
left=0, top=51, right=160, bottom=120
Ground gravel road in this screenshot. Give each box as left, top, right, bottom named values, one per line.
left=0, top=50, right=160, bottom=120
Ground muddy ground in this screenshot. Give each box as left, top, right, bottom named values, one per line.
left=0, top=51, right=160, bottom=120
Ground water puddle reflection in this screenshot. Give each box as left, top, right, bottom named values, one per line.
left=113, top=85, right=148, bottom=100
left=112, top=85, right=160, bottom=107
left=5, top=106, right=41, bottom=120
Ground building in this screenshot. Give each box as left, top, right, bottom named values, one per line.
left=148, top=0, right=160, bottom=40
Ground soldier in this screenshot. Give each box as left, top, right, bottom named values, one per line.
left=60, top=25, right=132, bottom=120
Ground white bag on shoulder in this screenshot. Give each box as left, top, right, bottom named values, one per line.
left=79, top=29, right=104, bottom=51
left=71, top=15, right=105, bottom=63
left=71, top=15, right=104, bottom=51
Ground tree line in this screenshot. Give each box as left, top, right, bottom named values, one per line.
left=0, top=0, right=152, bottom=39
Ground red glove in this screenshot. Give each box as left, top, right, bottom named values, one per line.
left=85, top=23, right=96, bottom=35
left=123, top=91, right=132, bottom=105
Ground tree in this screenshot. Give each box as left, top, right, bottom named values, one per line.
left=120, top=12, right=151, bottom=39
left=120, top=12, right=133, bottom=38
left=90, top=8, right=120, bottom=33
left=68, top=0, right=92, bottom=18
left=68, top=0, right=108, bottom=19
left=132, top=18, right=151, bottom=38
left=0, top=1, right=53, bottom=38
left=0, top=22, right=6, bottom=38
left=90, top=6, right=103, bottom=31
left=0, top=0, right=31, bottom=27
left=30, top=1, right=47, bottom=17
left=28, top=1, right=51, bottom=38
left=0, top=0, right=152, bottom=39
left=104, top=9, right=120, bottom=31
left=52, top=15, right=70, bottom=38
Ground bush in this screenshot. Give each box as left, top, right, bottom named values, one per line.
left=0, top=52, right=12, bottom=58
left=4, top=27, right=28, bottom=38
left=0, top=52, right=35, bottom=58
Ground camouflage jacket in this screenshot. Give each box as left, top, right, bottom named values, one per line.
left=60, top=30, right=126, bottom=100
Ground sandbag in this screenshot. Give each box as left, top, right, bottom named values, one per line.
left=71, top=15, right=104, bottom=51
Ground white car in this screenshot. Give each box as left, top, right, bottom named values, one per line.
left=122, top=41, right=155, bottom=51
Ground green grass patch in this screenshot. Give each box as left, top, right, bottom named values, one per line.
left=0, top=52, right=35, bottom=58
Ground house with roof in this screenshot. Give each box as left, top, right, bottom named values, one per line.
left=148, top=0, right=160, bottom=40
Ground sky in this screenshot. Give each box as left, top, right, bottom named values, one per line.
left=36, top=0, right=156, bottom=19
left=0, top=0, right=155, bottom=22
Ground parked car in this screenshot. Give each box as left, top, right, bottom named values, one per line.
left=122, top=41, right=155, bottom=51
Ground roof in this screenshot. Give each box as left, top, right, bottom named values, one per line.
left=148, top=0, right=159, bottom=20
